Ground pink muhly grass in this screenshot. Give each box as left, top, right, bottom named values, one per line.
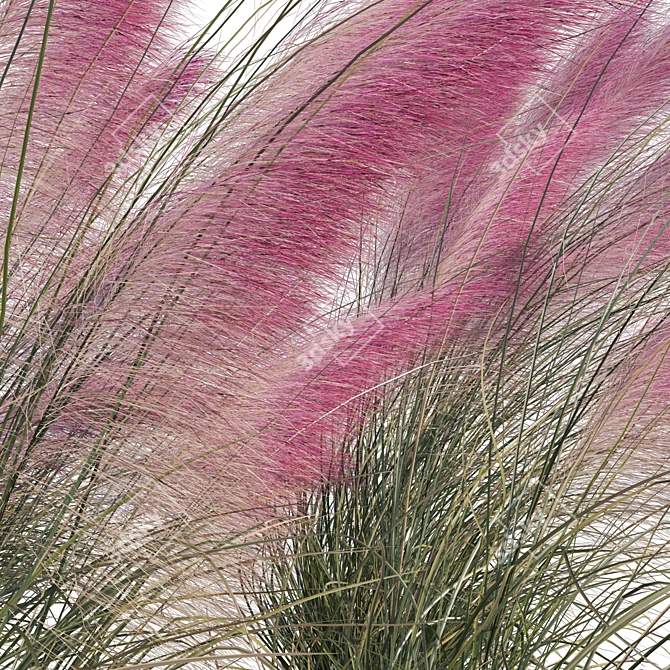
left=19, top=0, right=599, bottom=491
left=5, top=1, right=670, bottom=665
left=4, top=0, right=670, bottom=500
left=0, top=0, right=209, bottom=506
left=237, top=0, right=670, bottom=480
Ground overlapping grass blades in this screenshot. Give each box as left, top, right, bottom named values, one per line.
left=249, top=317, right=670, bottom=667
left=247, top=171, right=670, bottom=667
left=0, top=460, right=259, bottom=669
left=3, top=0, right=670, bottom=668
left=0, top=0, right=333, bottom=666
